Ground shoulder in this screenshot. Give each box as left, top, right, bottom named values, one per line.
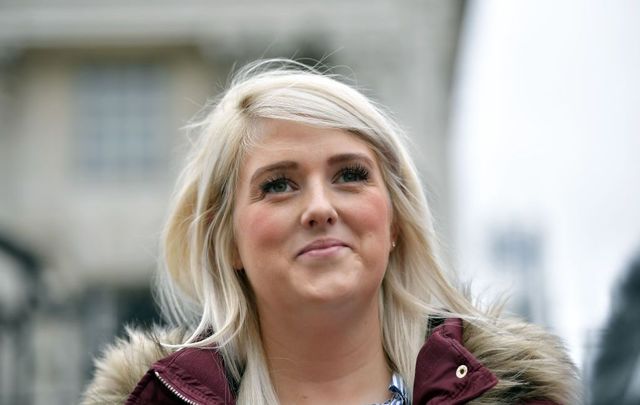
left=80, top=326, right=192, bottom=405
left=415, top=317, right=580, bottom=405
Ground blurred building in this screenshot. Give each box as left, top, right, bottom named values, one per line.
left=451, top=1, right=640, bottom=400
left=0, top=1, right=464, bottom=403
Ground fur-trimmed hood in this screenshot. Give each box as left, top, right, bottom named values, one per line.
left=81, top=317, right=580, bottom=404
left=461, top=318, right=580, bottom=404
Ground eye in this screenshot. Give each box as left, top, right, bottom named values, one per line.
left=261, top=176, right=293, bottom=194
left=336, top=164, right=370, bottom=183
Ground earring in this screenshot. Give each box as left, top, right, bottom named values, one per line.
left=391, top=241, right=397, bottom=249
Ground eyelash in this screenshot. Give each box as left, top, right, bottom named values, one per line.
left=259, top=164, right=370, bottom=195
left=336, top=164, right=370, bottom=183
left=260, top=174, right=290, bottom=194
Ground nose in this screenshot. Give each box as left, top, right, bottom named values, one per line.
left=300, top=181, right=338, bottom=229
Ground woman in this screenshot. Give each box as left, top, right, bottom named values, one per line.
left=82, top=60, right=579, bottom=404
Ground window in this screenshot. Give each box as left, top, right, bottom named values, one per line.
left=74, top=62, right=169, bottom=182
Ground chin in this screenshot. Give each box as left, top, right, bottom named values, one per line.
left=298, top=278, right=381, bottom=308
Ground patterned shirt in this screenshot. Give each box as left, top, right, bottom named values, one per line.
left=374, top=372, right=410, bottom=405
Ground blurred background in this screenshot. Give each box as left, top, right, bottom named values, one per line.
left=0, top=0, right=638, bottom=403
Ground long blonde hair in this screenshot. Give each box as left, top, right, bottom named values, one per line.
left=157, top=59, right=479, bottom=404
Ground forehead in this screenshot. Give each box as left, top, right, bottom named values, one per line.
left=241, top=119, right=378, bottom=170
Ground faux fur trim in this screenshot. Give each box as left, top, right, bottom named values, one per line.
left=463, top=318, right=580, bottom=404
left=80, top=326, right=190, bottom=405
left=81, top=318, right=580, bottom=404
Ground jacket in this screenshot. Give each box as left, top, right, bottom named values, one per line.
left=81, top=318, right=580, bottom=404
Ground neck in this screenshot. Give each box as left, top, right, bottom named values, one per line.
left=257, top=297, right=392, bottom=405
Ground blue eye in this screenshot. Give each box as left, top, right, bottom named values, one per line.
left=336, top=165, right=369, bottom=183
left=261, top=177, right=292, bottom=194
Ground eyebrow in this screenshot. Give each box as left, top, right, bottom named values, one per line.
left=327, top=153, right=375, bottom=167
left=250, top=161, right=298, bottom=185
left=249, top=153, right=375, bottom=185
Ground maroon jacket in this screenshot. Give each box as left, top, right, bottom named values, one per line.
left=125, top=318, right=560, bottom=404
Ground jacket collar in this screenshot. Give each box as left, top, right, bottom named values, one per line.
left=414, top=318, right=498, bottom=404
left=151, top=345, right=235, bottom=404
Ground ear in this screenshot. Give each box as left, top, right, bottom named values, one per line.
left=232, top=244, right=244, bottom=270
left=390, top=222, right=399, bottom=250
left=233, top=256, right=244, bottom=271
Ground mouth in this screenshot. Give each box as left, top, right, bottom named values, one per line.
left=297, top=238, right=350, bottom=257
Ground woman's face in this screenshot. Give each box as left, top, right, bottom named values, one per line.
left=233, top=119, right=395, bottom=311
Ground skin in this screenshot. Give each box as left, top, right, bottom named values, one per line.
left=233, top=119, right=397, bottom=404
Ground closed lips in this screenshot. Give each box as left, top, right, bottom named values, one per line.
left=297, top=239, right=349, bottom=256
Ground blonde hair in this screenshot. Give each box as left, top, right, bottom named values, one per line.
left=157, top=59, right=479, bottom=404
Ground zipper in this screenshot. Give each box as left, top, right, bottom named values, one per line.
left=154, top=370, right=202, bottom=405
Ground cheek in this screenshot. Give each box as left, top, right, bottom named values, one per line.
left=235, top=207, right=290, bottom=261
left=352, top=192, right=394, bottom=237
